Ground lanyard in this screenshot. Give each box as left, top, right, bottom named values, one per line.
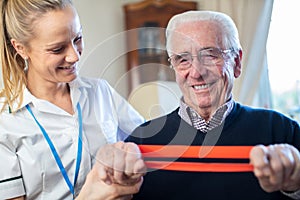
left=139, top=145, right=254, bottom=172
left=26, top=103, right=83, bottom=196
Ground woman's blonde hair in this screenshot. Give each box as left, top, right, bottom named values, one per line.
left=0, top=0, right=72, bottom=112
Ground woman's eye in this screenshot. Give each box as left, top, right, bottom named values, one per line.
left=74, top=36, right=82, bottom=44
left=51, top=47, right=64, bottom=54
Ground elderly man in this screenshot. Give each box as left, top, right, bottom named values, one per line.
left=125, top=10, right=300, bottom=200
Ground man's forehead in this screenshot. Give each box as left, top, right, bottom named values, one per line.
left=168, top=21, right=222, bottom=52
left=169, top=33, right=221, bottom=53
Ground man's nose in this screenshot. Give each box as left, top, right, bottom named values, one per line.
left=189, top=56, right=207, bottom=78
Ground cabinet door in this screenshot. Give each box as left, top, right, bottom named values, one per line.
left=123, top=0, right=198, bottom=92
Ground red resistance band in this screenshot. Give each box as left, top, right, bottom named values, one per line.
left=138, top=145, right=254, bottom=172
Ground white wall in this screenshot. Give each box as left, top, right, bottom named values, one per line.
left=73, top=0, right=141, bottom=97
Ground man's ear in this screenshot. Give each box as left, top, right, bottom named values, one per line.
left=10, top=39, right=28, bottom=59
left=233, top=49, right=242, bottom=78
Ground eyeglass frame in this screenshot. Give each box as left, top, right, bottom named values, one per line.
left=168, top=47, right=235, bottom=71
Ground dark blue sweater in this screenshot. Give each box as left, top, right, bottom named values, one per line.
left=126, top=103, right=300, bottom=200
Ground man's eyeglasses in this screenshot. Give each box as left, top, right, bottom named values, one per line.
left=168, top=47, right=234, bottom=71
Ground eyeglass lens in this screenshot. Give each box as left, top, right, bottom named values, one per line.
left=171, top=48, right=225, bottom=69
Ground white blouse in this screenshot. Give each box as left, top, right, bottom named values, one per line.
left=0, top=77, right=144, bottom=199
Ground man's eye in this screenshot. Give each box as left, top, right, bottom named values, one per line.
left=175, top=54, right=189, bottom=63
left=202, top=49, right=221, bottom=58
left=203, top=54, right=218, bottom=58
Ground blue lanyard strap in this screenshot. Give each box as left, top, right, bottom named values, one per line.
left=26, top=103, right=83, bottom=196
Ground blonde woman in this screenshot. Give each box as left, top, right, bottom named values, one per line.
left=0, top=0, right=146, bottom=199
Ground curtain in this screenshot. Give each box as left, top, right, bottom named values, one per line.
left=198, top=0, right=274, bottom=107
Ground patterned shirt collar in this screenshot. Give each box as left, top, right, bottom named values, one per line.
left=178, top=97, right=234, bottom=133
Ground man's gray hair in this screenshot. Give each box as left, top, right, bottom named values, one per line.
left=166, top=10, right=242, bottom=56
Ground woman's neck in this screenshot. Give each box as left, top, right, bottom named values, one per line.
left=27, top=81, right=74, bottom=114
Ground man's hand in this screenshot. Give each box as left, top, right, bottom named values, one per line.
left=250, top=144, right=300, bottom=193
left=96, top=141, right=147, bottom=186
left=76, top=141, right=146, bottom=200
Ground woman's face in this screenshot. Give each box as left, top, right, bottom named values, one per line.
left=22, top=5, right=83, bottom=85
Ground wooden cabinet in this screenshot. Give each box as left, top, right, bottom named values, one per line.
left=123, top=0, right=197, bottom=92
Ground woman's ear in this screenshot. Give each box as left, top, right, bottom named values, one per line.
left=10, top=39, right=28, bottom=59
left=233, top=49, right=242, bottom=78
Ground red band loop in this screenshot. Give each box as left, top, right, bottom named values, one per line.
left=139, top=145, right=254, bottom=172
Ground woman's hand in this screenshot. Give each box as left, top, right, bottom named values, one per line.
left=76, top=165, right=143, bottom=200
